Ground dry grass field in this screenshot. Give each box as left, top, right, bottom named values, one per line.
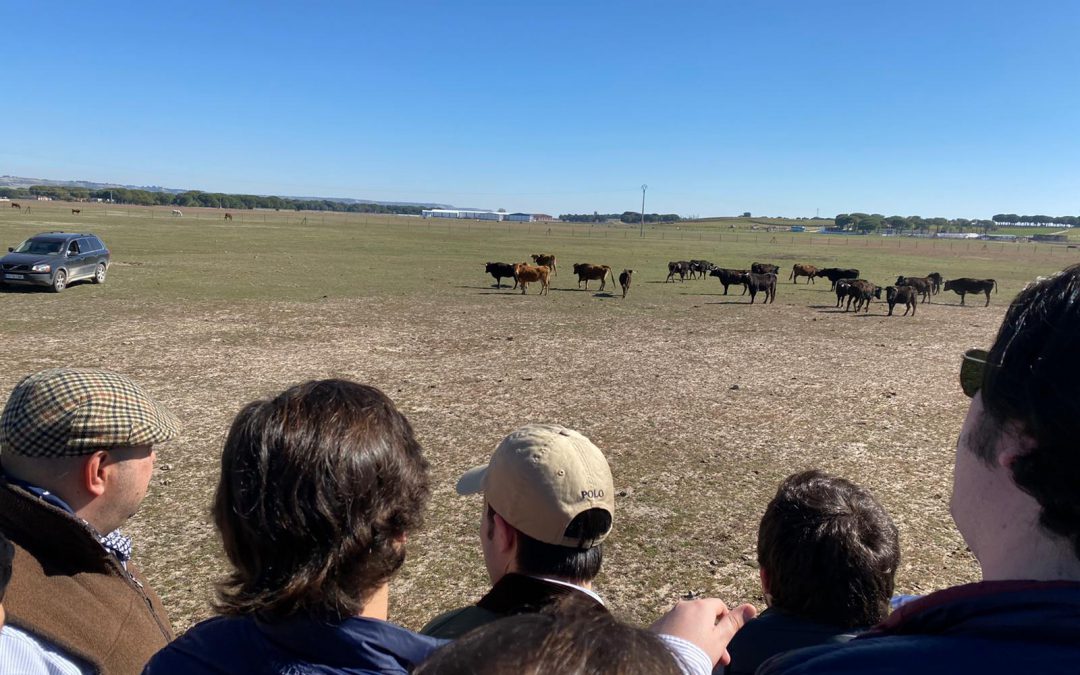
left=2, top=203, right=1076, bottom=633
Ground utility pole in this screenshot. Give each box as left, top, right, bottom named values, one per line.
left=640, top=184, right=648, bottom=237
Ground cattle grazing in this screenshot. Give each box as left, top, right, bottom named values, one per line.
left=789, top=263, right=818, bottom=284
left=843, top=279, right=882, bottom=313
left=573, top=263, right=616, bottom=291
left=744, top=272, right=777, bottom=304
left=944, top=278, right=997, bottom=307
left=751, top=262, right=780, bottom=275
left=513, top=263, right=550, bottom=295
left=815, top=267, right=860, bottom=289
left=224, top=213, right=233, bottom=221
left=531, top=253, right=557, bottom=275
left=709, top=268, right=749, bottom=295
left=171, top=209, right=183, bottom=217
left=484, top=262, right=517, bottom=289
left=619, top=269, right=633, bottom=298
left=10, top=203, right=20, bottom=209
left=927, top=272, right=944, bottom=294
left=71, top=208, right=81, bottom=215
left=688, top=260, right=716, bottom=279
left=885, top=285, right=918, bottom=316
left=666, top=260, right=690, bottom=282
left=896, top=276, right=933, bottom=304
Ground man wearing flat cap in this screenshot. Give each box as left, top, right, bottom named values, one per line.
left=423, top=423, right=616, bottom=639
left=0, top=368, right=181, bottom=674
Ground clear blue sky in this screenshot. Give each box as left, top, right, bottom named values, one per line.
left=3, top=1, right=1078, bottom=218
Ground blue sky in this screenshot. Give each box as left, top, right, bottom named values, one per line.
left=3, top=1, right=1078, bottom=218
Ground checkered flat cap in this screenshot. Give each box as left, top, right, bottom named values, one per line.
left=0, top=368, right=181, bottom=458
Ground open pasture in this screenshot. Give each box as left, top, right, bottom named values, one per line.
left=2, top=203, right=1076, bottom=633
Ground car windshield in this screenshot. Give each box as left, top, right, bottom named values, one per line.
left=14, top=239, right=65, bottom=255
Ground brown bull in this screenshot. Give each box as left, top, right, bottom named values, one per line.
left=896, top=276, right=933, bottom=304
left=573, top=263, right=615, bottom=291
left=619, top=269, right=633, bottom=298
left=886, top=285, right=917, bottom=316
left=789, top=263, right=818, bottom=284
left=531, top=253, right=557, bottom=275
left=513, top=263, right=550, bottom=295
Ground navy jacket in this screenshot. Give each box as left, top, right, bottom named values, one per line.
left=758, top=580, right=1080, bottom=675
left=144, top=614, right=446, bottom=674
left=718, top=607, right=858, bottom=675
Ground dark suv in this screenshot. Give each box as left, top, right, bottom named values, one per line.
left=0, top=232, right=111, bottom=292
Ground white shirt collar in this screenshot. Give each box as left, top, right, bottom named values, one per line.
left=532, top=576, right=605, bottom=606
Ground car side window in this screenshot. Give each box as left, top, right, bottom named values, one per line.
left=90, top=237, right=106, bottom=251
left=79, top=238, right=97, bottom=252
left=68, top=240, right=80, bottom=254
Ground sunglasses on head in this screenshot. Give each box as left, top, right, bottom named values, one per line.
left=960, top=349, right=990, bottom=398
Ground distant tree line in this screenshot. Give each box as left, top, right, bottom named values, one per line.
left=991, top=214, right=1080, bottom=227
left=559, top=211, right=681, bottom=223
left=0, top=186, right=425, bottom=215
left=833, top=212, right=1080, bottom=234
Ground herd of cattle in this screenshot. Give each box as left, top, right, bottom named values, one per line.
left=484, top=255, right=998, bottom=315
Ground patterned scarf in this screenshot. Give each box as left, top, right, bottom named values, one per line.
left=100, top=529, right=133, bottom=564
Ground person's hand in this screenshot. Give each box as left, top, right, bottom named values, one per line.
left=650, top=598, right=758, bottom=667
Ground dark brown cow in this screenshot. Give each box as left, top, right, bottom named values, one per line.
left=10, top=203, right=20, bottom=209
left=666, top=260, right=690, bottom=282
left=619, top=269, right=633, bottom=298
left=944, top=278, right=997, bottom=307
left=744, top=272, right=777, bottom=304
left=816, top=268, right=860, bottom=289
left=789, top=264, right=818, bottom=284
left=709, top=268, right=748, bottom=295
left=844, top=279, right=882, bottom=313
left=752, top=262, right=780, bottom=275
left=688, top=260, right=715, bottom=279
left=927, top=272, right=944, bottom=294
left=886, top=285, right=917, bottom=316
left=224, top=213, right=233, bottom=221
left=531, top=253, right=557, bottom=275
left=573, top=263, right=615, bottom=291
left=896, top=276, right=933, bottom=304
left=513, top=263, right=550, bottom=295
left=484, top=262, right=517, bottom=289
left=71, top=208, right=81, bottom=215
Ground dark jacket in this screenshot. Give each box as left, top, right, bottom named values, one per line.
left=718, top=608, right=858, bottom=675
left=144, top=614, right=445, bottom=675
left=0, top=478, right=173, bottom=675
left=758, top=580, right=1080, bottom=675
left=421, top=573, right=607, bottom=639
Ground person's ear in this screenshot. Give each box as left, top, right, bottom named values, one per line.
left=82, top=451, right=110, bottom=497
left=759, top=567, right=769, bottom=596
left=492, top=512, right=517, bottom=554
left=996, top=425, right=1036, bottom=470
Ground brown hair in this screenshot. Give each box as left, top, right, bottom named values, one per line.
left=414, top=597, right=682, bottom=675
left=213, top=379, right=430, bottom=620
left=757, top=470, right=899, bottom=628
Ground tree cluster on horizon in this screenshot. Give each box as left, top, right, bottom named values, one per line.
left=0, top=185, right=426, bottom=215
left=833, top=212, right=1079, bottom=234
left=559, top=211, right=681, bottom=223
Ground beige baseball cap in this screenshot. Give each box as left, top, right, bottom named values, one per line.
left=456, top=424, right=615, bottom=548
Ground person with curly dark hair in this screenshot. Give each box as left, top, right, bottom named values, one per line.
left=143, top=379, right=442, bottom=674
left=723, top=470, right=899, bottom=674
left=761, top=266, right=1080, bottom=674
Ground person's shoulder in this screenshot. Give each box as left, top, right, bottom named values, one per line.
left=756, top=633, right=982, bottom=675
left=0, top=624, right=94, bottom=675
left=144, top=616, right=256, bottom=675
left=421, top=605, right=501, bottom=640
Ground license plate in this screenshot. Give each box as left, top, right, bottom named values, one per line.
left=3, top=274, right=24, bottom=280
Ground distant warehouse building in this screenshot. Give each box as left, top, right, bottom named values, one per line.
left=505, top=213, right=533, bottom=222
left=422, top=209, right=504, bottom=221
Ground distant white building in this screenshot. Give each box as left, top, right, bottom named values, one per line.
left=935, top=232, right=980, bottom=239
left=422, top=209, right=504, bottom=221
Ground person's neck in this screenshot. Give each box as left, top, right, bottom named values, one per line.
left=980, top=525, right=1080, bottom=583
left=358, top=583, right=390, bottom=621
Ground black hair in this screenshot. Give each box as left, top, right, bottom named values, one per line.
left=980, top=265, right=1080, bottom=561
left=487, top=504, right=609, bottom=583
left=0, top=532, right=13, bottom=603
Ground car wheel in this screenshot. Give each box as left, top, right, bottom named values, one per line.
left=52, top=270, right=67, bottom=293
left=93, top=263, right=107, bottom=284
